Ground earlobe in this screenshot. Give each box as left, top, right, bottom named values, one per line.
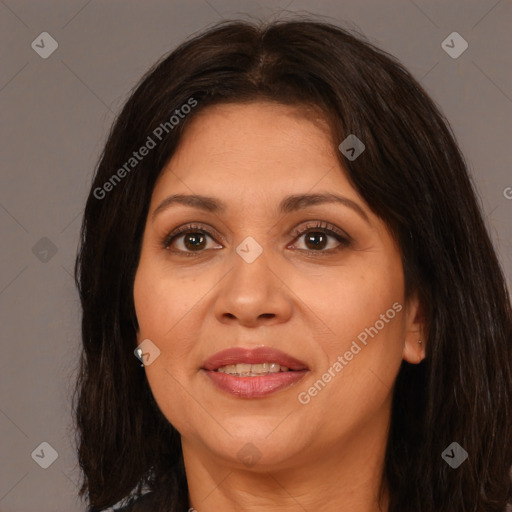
left=403, top=338, right=426, bottom=364
left=402, top=293, right=427, bottom=364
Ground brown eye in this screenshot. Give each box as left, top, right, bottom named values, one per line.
left=181, top=232, right=207, bottom=251
left=291, top=221, right=352, bottom=254
left=303, top=231, right=329, bottom=250
left=162, top=221, right=351, bottom=257
left=162, top=224, right=221, bottom=254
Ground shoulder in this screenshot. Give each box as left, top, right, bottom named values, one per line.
left=114, top=492, right=156, bottom=512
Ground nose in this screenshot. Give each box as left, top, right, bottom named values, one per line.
left=213, top=242, right=293, bottom=328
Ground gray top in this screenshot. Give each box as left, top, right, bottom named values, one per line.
left=114, top=492, right=156, bottom=512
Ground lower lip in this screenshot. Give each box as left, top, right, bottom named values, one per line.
left=202, top=369, right=309, bottom=398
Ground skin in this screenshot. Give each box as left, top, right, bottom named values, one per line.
left=133, top=101, right=426, bottom=512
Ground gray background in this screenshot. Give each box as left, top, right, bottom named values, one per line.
left=0, top=0, right=510, bottom=511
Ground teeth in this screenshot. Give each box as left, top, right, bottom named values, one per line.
left=217, top=362, right=292, bottom=376
left=236, top=363, right=252, bottom=374
left=250, top=363, right=269, bottom=374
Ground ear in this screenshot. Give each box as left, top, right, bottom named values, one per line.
left=402, top=292, right=427, bottom=364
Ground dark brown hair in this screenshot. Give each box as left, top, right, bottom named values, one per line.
left=73, top=17, right=512, bottom=512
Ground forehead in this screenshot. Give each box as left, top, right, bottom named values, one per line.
left=153, top=101, right=357, bottom=203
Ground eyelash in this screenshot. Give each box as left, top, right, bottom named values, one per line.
left=161, top=221, right=352, bottom=256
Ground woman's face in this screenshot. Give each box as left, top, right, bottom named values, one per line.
left=133, top=101, right=424, bottom=471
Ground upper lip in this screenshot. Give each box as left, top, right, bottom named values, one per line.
left=202, top=347, right=309, bottom=371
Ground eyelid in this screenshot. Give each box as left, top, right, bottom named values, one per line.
left=290, top=221, right=352, bottom=244
left=161, top=223, right=224, bottom=249
left=161, top=220, right=353, bottom=252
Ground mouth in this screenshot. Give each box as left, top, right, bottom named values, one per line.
left=201, top=346, right=309, bottom=398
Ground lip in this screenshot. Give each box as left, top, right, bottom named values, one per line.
left=201, top=346, right=309, bottom=399
left=203, top=369, right=309, bottom=398
left=202, top=346, right=309, bottom=371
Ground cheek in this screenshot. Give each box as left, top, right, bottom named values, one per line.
left=134, top=279, right=202, bottom=388
left=133, top=262, right=203, bottom=433
left=304, top=258, right=405, bottom=403
left=133, top=257, right=201, bottom=341
left=133, top=261, right=192, bottom=396
left=304, top=261, right=404, bottom=349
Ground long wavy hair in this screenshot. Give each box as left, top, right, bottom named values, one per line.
left=73, top=17, right=512, bottom=512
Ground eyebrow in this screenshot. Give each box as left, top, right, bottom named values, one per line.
left=152, top=192, right=369, bottom=223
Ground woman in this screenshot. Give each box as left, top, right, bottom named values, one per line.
left=73, top=17, right=512, bottom=512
